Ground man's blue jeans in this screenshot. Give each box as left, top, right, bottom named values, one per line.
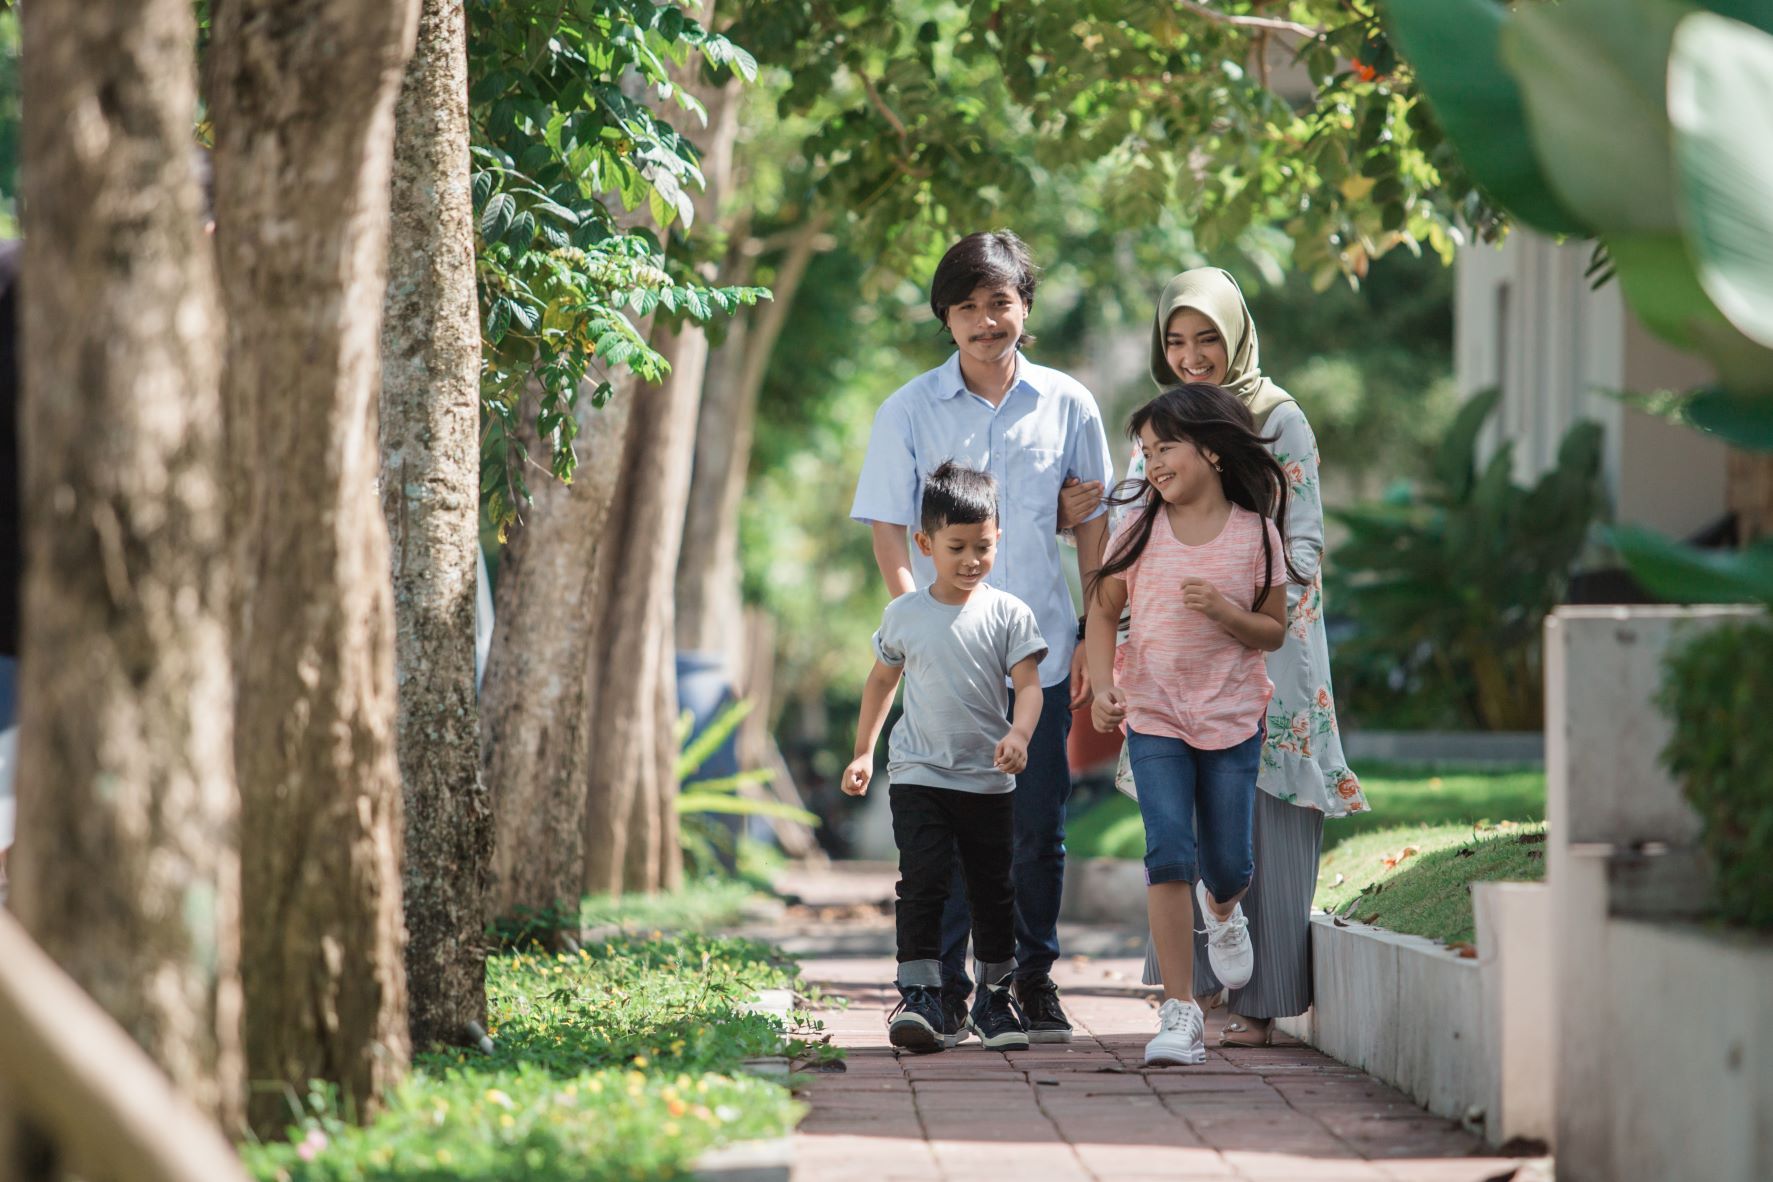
left=938, top=679, right=1073, bottom=1000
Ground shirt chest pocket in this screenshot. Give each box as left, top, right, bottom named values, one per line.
left=1010, top=447, right=1065, bottom=531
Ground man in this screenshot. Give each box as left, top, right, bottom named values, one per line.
left=850, top=229, right=1113, bottom=1043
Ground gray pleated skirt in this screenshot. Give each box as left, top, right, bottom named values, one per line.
left=1141, top=789, right=1325, bottom=1019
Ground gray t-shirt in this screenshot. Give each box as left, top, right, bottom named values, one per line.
left=872, top=586, right=1048, bottom=794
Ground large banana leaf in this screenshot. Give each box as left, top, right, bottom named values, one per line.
left=1380, top=0, right=1588, bottom=236
left=1612, top=525, right=1773, bottom=604
left=1669, top=12, right=1773, bottom=351
left=1685, top=388, right=1773, bottom=452
left=1503, top=0, right=1685, bottom=233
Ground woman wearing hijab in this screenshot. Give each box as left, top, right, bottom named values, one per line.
left=1129, top=267, right=1370, bottom=1044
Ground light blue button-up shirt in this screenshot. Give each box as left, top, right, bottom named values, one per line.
left=851, top=351, right=1115, bottom=688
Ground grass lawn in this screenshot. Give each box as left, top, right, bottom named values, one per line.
left=1316, top=821, right=1546, bottom=943
left=243, top=929, right=814, bottom=1181
left=1065, top=761, right=1548, bottom=944
left=580, top=874, right=763, bottom=934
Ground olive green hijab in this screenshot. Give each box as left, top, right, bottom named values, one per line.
left=1149, top=267, right=1294, bottom=430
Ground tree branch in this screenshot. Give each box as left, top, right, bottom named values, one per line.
left=1175, top=1, right=1326, bottom=40
left=859, top=73, right=910, bottom=143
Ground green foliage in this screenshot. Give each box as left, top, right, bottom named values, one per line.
left=733, top=0, right=1499, bottom=284
left=1243, top=250, right=1459, bottom=483
left=1381, top=0, right=1773, bottom=425
left=468, top=1, right=770, bottom=537
left=1668, top=13, right=1773, bottom=352
left=675, top=700, right=817, bottom=879
left=242, top=933, right=811, bottom=1180
left=580, top=875, right=762, bottom=934
left=1383, top=0, right=1586, bottom=237
left=1327, top=388, right=1606, bottom=730
left=1659, top=620, right=1773, bottom=929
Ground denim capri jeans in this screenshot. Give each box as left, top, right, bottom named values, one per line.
left=1124, top=724, right=1261, bottom=902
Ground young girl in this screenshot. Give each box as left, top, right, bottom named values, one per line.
left=1083, top=384, right=1302, bottom=1067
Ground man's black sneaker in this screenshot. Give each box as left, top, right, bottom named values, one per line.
left=941, top=991, right=972, bottom=1048
left=888, top=985, right=945, bottom=1053
left=970, top=983, right=1030, bottom=1051
left=1014, top=974, right=1074, bottom=1044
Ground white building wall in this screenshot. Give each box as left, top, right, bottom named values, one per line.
left=1454, top=230, right=1726, bottom=540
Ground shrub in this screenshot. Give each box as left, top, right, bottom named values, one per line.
left=1328, top=387, right=1605, bottom=731
left=1659, top=619, right=1773, bottom=930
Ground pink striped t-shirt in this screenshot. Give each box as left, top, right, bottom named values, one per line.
left=1107, top=504, right=1283, bottom=750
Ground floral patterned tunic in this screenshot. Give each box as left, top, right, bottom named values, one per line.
left=1120, top=400, right=1368, bottom=816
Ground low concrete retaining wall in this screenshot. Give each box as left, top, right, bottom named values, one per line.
left=1275, top=880, right=1557, bottom=1144
left=1276, top=915, right=1488, bottom=1126
left=1058, top=855, right=1147, bottom=925
left=1340, top=729, right=1543, bottom=767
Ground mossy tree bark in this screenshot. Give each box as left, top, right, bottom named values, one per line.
left=381, top=0, right=493, bottom=1053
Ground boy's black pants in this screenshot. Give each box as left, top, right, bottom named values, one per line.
left=890, top=783, right=1015, bottom=986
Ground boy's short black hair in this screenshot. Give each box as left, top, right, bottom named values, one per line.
left=929, top=230, right=1039, bottom=346
left=920, top=461, right=998, bottom=536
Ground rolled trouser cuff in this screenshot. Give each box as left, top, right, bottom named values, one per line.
left=896, top=958, right=944, bottom=988
left=975, top=958, right=1017, bottom=989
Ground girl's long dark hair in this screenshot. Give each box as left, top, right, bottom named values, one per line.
left=1086, top=383, right=1305, bottom=612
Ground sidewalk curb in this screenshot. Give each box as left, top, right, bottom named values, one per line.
left=692, top=1136, right=793, bottom=1182
left=694, top=988, right=798, bottom=1182
left=738, top=987, right=796, bottom=1079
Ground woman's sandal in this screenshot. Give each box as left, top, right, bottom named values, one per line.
left=1218, top=1016, right=1275, bottom=1047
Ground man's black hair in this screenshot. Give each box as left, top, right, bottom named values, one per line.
left=919, top=460, right=998, bottom=537
left=929, top=230, right=1039, bottom=347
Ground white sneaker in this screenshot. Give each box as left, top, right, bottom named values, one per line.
left=1144, top=997, right=1206, bottom=1066
left=1197, top=879, right=1254, bottom=990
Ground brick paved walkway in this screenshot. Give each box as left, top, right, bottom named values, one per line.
left=773, top=865, right=1536, bottom=1182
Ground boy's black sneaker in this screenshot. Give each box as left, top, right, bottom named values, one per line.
left=1014, top=973, right=1074, bottom=1044
left=888, top=985, right=945, bottom=1054
left=941, top=991, right=972, bottom=1048
left=970, top=982, right=1030, bottom=1051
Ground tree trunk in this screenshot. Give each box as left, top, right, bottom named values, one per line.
left=209, top=0, right=420, bottom=1132
left=582, top=5, right=738, bottom=895
left=583, top=320, right=711, bottom=895
left=382, top=0, right=490, bottom=1052
left=480, top=373, right=643, bottom=932
left=674, top=213, right=828, bottom=670
left=12, top=0, right=242, bottom=1137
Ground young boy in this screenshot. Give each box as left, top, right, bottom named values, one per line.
left=843, top=462, right=1046, bottom=1053
left=850, top=230, right=1113, bottom=1043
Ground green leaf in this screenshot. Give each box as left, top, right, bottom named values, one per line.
left=1433, top=386, right=1500, bottom=500
left=1503, top=0, right=1685, bottom=233
left=682, top=770, right=776, bottom=796
left=480, top=191, right=516, bottom=241
left=677, top=699, right=753, bottom=779
left=674, top=794, right=818, bottom=826
left=1381, top=0, right=1587, bottom=235
left=1611, top=525, right=1773, bottom=605
left=486, top=298, right=513, bottom=345
left=1609, top=232, right=1773, bottom=394
left=1668, top=12, right=1773, bottom=350
left=1685, top=387, right=1773, bottom=452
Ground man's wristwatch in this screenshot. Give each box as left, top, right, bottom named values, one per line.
left=1076, top=614, right=1087, bottom=642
